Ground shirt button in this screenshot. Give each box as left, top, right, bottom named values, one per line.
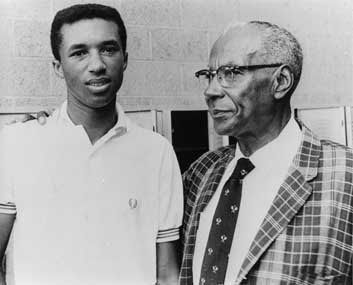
left=129, top=198, right=138, bottom=209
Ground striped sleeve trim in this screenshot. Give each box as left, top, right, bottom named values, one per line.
left=0, top=202, right=16, bottom=214
left=157, top=227, right=180, bottom=243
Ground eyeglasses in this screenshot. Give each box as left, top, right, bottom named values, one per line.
left=195, top=63, right=283, bottom=88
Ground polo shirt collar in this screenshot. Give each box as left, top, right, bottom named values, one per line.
left=55, top=101, right=129, bottom=150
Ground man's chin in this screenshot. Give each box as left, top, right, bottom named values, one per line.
left=85, top=96, right=116, bottom=109
left=214, top=124, right=232, bottom=136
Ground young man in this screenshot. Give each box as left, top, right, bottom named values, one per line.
left=180, top=21, right=353, bottom=284
left=0, top=4, right=182, bottom=285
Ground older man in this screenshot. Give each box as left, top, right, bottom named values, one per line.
left=0, top=4, right=182, bottom=285
left=180, top=21, right=353, bottom=284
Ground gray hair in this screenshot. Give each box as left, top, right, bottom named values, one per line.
left=224, top=20, right=303, bottom=92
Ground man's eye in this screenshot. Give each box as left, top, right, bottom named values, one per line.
left=101, top=46, right=119, bottom=55
left=70, top=50, right=87, bottom=57
left=223, top=68, right=241, bottom=80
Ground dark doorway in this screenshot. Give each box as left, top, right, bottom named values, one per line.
left=171, top=110, right=209, bottom=173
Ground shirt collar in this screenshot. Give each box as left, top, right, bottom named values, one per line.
left=235, top=116, right=302, bottom=168
left=55, top=100, right=129, bottom=142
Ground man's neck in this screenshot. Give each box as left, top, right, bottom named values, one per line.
left=67, top=98, right=118, bottom=145
left=237, top=108, right=292, bottom=157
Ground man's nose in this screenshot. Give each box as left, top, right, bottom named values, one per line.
left=204, top=75, right=224, bottom=100
left=88, top=52, right=106, bottom=73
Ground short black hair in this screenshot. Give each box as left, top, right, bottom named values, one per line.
left=50, top=3, right=127, bottom=61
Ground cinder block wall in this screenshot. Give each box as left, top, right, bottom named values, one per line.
left=0, top=0, right=238, bottom=113
left=0, top=0, right=351, bottom=114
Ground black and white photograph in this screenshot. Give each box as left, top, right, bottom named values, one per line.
left=0, top=0, right=352, bottom=284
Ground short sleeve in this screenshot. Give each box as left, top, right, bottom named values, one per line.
left=0, top=127, right=17, bottom=214
left=157, top=140, right=183, bottom=243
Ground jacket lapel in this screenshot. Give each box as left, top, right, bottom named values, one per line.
left=195, top=147, right=236, bottom=214
left=235, top=125, right=321, bottom=284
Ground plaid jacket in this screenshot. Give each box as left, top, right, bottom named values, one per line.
left=180, top=125, right=353, bottom=285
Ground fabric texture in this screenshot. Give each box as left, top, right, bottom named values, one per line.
left=199, top=158, right=254, bottom=285
left=0, top=101, right=183, bottom=285
left=180, top=122, right=353, bottom=285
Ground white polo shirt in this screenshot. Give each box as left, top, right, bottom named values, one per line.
left=0, top=102, right=183, bottom=285
left=193, top=117, right=302, bottom=285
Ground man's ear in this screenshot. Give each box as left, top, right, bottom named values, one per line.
left=272, top=65, right=294, bottom=100
left=123, top=52, right=128, bottom=71
left=52, top=59, right=64, bottom=79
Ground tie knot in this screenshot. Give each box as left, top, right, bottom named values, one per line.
left=232, top=157, right=254, bottom=179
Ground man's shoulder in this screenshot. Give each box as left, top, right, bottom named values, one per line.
left=299, top=123, right=353, bottom=166
left=0, top=114, right=58, bottom=152
left=1, top=119, right=48, bottom=139
left=318, top=138, right=353, bottom=168
left=319, top=138, right=353, bottom=153
left=186, top=145, right=234, bottom=174
left=128, top=121, right=170, bottom=146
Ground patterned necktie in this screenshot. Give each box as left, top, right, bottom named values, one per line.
left=199, top=157, right=255, bottom=285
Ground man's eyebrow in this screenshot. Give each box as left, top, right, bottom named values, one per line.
left=101, top=40, right=120, bottom=46
left=68, top=40, right=120, bottom=51
left=68, top=44, right=87, bottom=51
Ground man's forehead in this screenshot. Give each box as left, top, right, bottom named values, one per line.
left=209, top=26, right=263, bottom=67
left=60, top=18, right=119, bottom=39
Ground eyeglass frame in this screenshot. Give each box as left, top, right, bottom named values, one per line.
left=195, top=63, right=283, bottom=88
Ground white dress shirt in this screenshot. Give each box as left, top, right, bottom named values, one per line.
left=193, top=117, right=302, bottom=285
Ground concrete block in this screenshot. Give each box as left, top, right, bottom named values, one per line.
left=0, top=18, right=14, bottom=56
left=152, top=29, right=208, bottom=61
left=0, top=1, right=13, bottom=17
left=152, top=29, right=181, bottom=60
left=14, top=20, right=51, bottom=57
left=50, top=68, right=67, bottom=98
left=150, top=95, right=206, bottom=110
left=0, top=96, right=64, bottom=113
left=123, top=60, right=181, bottom=97
left=118, top=96, right=153, bottom=110
left=127, top=27, right=151, bottom=60
left=9, top=59, right=51, bottom=97
left=119, top=60, right=148, bottom=97
left=118, top=95, right=205, bottom=111
left=12, top=0, right=51, bottom=19
left=116, top=60, right=182, bottom=97
left=0, top=58, right=13, bottom=97
left=0, top=97, right=16, bottom=113
left=144, top=61, right=181, bottom=95
left=180, top=30, right=208, bottom=62
left=121, top=0, right=180, bottom=27
left=181, top=0, right=238, bottom=29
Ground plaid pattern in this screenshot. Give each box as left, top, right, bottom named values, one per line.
left=180, top=124, right=353, bottom=285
